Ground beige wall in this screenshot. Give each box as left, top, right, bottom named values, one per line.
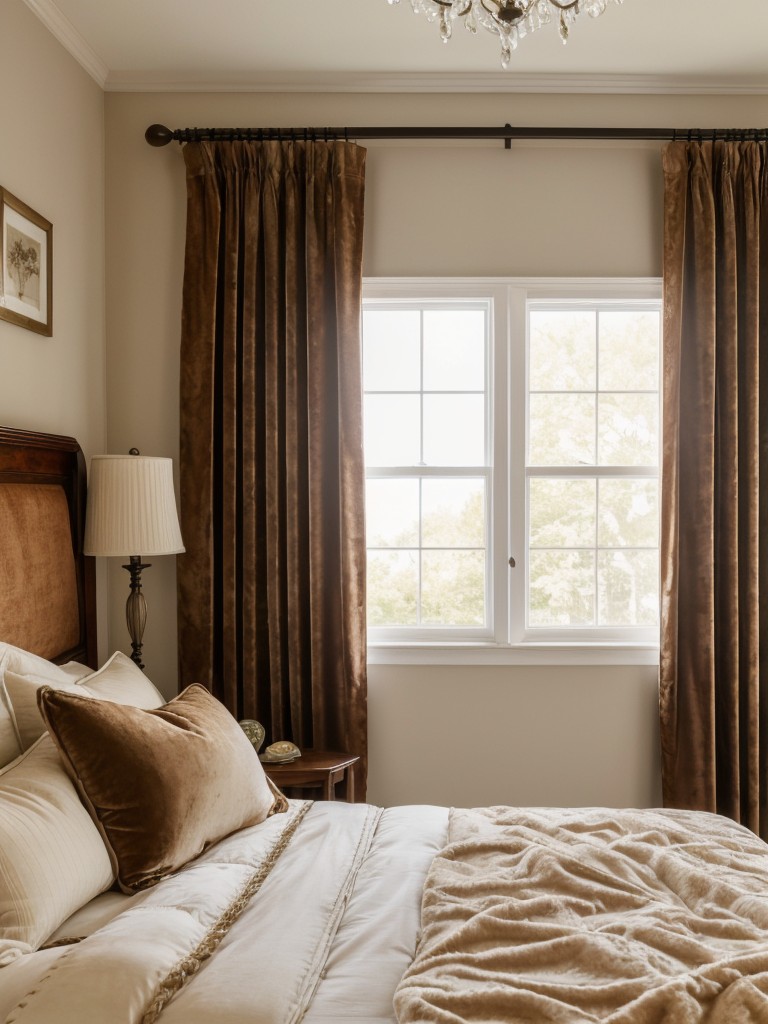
left=104, top=90, right=768, bottom=807
left=369, top=664, right=661, bottom=808
left=1, top=0, right=107, bottom=651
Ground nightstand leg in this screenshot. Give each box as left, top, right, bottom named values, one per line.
left=325, top=775, right=334, bottom=800
left=346, top=765, right=355, bottom=803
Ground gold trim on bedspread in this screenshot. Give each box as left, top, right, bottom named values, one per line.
left=141, top=801, right=312, bottom=1024
left=0, top=484, right=79, bottom=660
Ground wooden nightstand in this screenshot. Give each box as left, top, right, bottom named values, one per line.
left=261, top=750, right=360, bottom=802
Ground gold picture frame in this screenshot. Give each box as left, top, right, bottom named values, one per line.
left=0, top=188, right=52, bottom=336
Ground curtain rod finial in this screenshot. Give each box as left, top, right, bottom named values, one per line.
left=145, top=124, right=174, bottom=147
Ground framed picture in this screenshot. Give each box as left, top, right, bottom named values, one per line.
left=0, top=189, right=52, bottom=336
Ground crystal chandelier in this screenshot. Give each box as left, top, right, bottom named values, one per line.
left=386, top=0, right=624, bottom=68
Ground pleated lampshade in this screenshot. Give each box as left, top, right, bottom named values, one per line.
left=84, top=455, right=184, bottom=557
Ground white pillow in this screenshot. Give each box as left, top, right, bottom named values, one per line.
left=0, top=734, right=115, bottom=965
left=0, top=643, right=91, bottom=767
left=0, top=695, right=21, bottom=768
left=4, top=651, right=165, bottom=752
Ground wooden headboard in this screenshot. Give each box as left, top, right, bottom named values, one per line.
left=0, top=426, right=97, bottom=668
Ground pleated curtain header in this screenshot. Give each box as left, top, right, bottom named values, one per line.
left=84, top=455, right=185, bottom=557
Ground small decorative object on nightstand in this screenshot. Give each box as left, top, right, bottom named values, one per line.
left=260, top=741, right=301, bottom=764
left=261, top=751, right=360, bottom=802
left=239, top=720, right=265, bottom=753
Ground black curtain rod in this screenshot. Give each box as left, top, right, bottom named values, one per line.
left=145, top=122, right=768, bottom=149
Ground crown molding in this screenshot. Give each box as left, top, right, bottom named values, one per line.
left=104, top=69, right=768, bottom=96
left=22, top=0, right=108, bottom=88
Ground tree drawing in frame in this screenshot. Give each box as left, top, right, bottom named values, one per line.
left=0, top=188, right=52, bottom=336
left=7, top=230, right=40, bottom=304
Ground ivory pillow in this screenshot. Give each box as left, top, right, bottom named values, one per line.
left=39, top=683, right=283, bottom=894
left=5, top=650, right=164, bottom=752
left=0, top=735, right=115, bottom=966
left=0, top=643, right=91, bottom=767
left=0, top=691, right=21, bottom=768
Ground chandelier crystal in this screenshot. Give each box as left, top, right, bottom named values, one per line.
left=386, top=0, right=624, bottom=68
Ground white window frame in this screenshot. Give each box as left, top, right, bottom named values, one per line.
left=364, top=278, right=662, bottom=667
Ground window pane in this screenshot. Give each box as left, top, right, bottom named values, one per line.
left=422, top=478, right=485, bottom=547
left=363, top=310, right=421, bottom=391
left=598, top=550, right=659, bottom=626
left=423, top=310, right=485, bottom=391
left=528, top=550, right=595, bottom=626
left=598, top=393, right=658, bottom=466
left=528, top=394, right=595, bottom=466
left=367, top=550, right=418, bottom=626
left=529, top=310, right=596, bottom=391
left=598, top=479, right=659, bottom=548
left=365, top=395, right=421, bottom=466
left=529, top=478, right=596, bottom=548
left=599, top=311, right=660, bottom=391
left=366, top=479, right=419, bottom=547
left=423, top=395, right=485, bottom=466
left=421, top=550, right=485, bottom=626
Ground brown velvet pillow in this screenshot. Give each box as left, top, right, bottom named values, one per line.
left=38, top=683, right=283, bottom=893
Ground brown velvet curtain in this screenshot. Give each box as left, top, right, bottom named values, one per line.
left=177, top=140, right=368, bottom=798
left=660, top=141, right=768, bottom=837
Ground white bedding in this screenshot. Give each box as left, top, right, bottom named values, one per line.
left=7, top=798, right=768, bottom=1023
left=0, top=801, right=449, bottom=1024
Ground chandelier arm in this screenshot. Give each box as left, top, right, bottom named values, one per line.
left=479, top=0, right=517, bottom=28
left=477, top=0, right=582, bottom=19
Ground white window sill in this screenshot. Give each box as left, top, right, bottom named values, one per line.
left=367, top=642, right=660, bottom=667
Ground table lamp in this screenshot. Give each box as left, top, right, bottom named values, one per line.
left=84, top=450, right=184, bottom=670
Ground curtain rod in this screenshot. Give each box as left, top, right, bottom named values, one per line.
left=145, top=123, right=768, bottom=149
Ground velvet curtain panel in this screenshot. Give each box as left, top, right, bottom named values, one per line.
left=177, top=140, right=368, bottom=798
left=660, top=141, right=768, bottom=837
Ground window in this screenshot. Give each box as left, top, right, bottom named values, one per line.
left=363, top=280, right=661, bottom=662
left=526, top=305, right=660, bottom=639
left=363, top=302, right=490, bottom=639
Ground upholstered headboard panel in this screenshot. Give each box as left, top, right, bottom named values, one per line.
left=0, top=427, right=97, bottom=667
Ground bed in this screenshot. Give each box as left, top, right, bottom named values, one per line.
left=2, top=426, right=768, bottom=1024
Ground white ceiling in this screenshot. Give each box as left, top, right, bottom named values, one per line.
left=24, top=0, right=768, bottom=93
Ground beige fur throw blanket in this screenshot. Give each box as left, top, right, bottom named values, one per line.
left=394, top=806, right=768, bottom=1023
